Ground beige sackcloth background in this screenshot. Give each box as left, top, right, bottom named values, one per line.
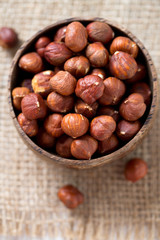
left=0, top=0, right=160, bottom=239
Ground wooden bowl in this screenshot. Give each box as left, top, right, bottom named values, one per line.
left=8, top=17, right=158, bottom=169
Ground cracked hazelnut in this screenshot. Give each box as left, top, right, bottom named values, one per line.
left=47, top=91, right=74, bottom=113
left=58, top=185, right=84, bottom=209
left=75, top=75, right=104, bottom=105
left=65, top=21, right=88, bottom=52
left=126, top=64, right=146, bottom=84
left=90, top=115, right=116, bottom=141
left=71, top=135, right=98, bottom=160
left=98, top=134, right=119, bottom=154
left=44, top=113, right=64, bottom=137
left=97, top=106, right=120, bottom=122
left=36, top=128, right=55, bottom=149
left=110, top=36, right=138, bottom=58
left=56, top=135, right=73, bottom=158
left=130, top=82, right=151, bottom=105
left=50, top=71, right=76, bottom=96
left=64, top=56, right=90, bottom=78
left=125, top=158, right=148, bottom=182
left=32, top=70, right=54, bottom=97
left=61, top=113, right=89, bottom=138
left=17, top=112, right=38, bottom=137
left=21, top=79, right=33, bottom=92
left=86, top=42, right=109, bottom=67
left=75, top=99, right=98, bottom=118
left=86, top=21, right=114, bottom=44
left=109, top=51, right=138, bottom=80
left=90, top=68, right=106, bottom=80
left=21, top=93, right=47, bottom=120
left=19, top=52, right=43, bottom=73
left=12, top=87, right=30, bottom=111
left=44, top=42, right=72, bottom=66
left=119, top=93, right=146, bottom=121
left=116, top=120, right=141, bottom=141
left=98, top=77, right=126, bottom=105
left=0, top=27, right=18, bottom=48
left=54, top=26, right=67, bottom=42
left=35, top=36, right=51, bottom=57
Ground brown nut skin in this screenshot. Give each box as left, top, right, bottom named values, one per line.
left=86, top=42, right=109, bottom=67
left=119, top=93, right=146, bottom=121
left=98, top=134, right=119, bottom=155
left=126, top=64, right=146, bottom=84
left=0, top=27, right=18, bottom=48
left=19, top=52, right=43, bottom=74
left=36, top=128, right=55, bottom=149
left=32, top=70, right=54, bottom=97
left=97, top=106, right=120, bottom=122
left=75, top=99, right=98, bottom=118
left=130, top=82, right=151, bottom=105
left=12, top=87, right=30, bottom=111
left=61, top=113, right=89, bottom=138
left=90, top=68, right=106, bottom=80
left=90, top=115, right=116, bottom=141
left=21, top=79, right=33, bottom=92
left=75, top=75, right=104, bottom=105
left=44, top=113, right=64, bottom=138
left=110, top=36, right=138, bottom=58
left=58, top=185, right=84, bottom=209
left=47, top=91, right=74, bottom=113
left=53, top=26, right=67, bottom=42
left=71, top=135, right=98, bottom=160
left=44, top=42, right=73, bottom=66
left=98, top=77, right=126, bottom=105
left=64, top=56, right=90, bottom=78
left=86, top=21, right=114, bottom=44
left=50, top=71, right=76, bottom=96
left=21, top=93, right=47, bottom=120
left=109, top=51, right=138, bottom=80
left=125, top=158, right=148, bottom=182
left=65, top=21, right=88, bottom=52
left=116, top=120, right=141, bottom=141
left=17, top=113, right=38, bottom=137
left=56, top=135, right=73, bottom=158
left=35, top=36, right=51, bottom=57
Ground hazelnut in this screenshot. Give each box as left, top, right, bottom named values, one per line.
left=125, top=158, right=148, bottom=182
left=110, top=36, right=138, bottom=58
left=90, top=68, right=106, bottom=80
left=97, top=106, right=120, bottom=122
left=61, top=113, right=89, bottom=138
left=64, top=56, right=90, bottom=78
left=53, top=26, right=67, bottom=42
left=47, top=91, right=74, bottom=113
left=12, top=87, right=30, bottom=111
left=126, top=64, right=146, bottom=84
left=65, top=21, right=88, bottom=52
left=50, top=71, right=76, bottom=96
left=21, top=93, right=47, bottom=120
left=116, top=120, right=141, bottom=141
left=130, top=82, right=151, bottom=105
left=71, top=135, right=98, bottom=160
left=86, top=21, right=114, bottom=44
left=75, top=75, right=104, bottom=105
left=35, top=36, right=51, bottom=57
left=17, top=113, right=38, bottom=137
left=109, top=51, right=138, bottom=80
left=90, top=115, right=116, bottom=141
left=36, top=128, right=55, bottom=149
left=119, top=93, right=146, bottom=121
left=75, top=99, right=98, bottom=118
left=44, top=113, right=64, bottom=137
left=0, top=27, right=18, bottom=48
left=44, top=42, right=72, bottom=66
left=21, top=79, right=33, bottom=92
left=58, top=185, right=84, bottom=209
left=19, top=52, right=43, bottom=73
left=86, top=42, right=109, bottom=67
left=98, top=134, right=119, bottom=154
left=56, top=135, right=73, bottom=158
left=32, top=70, right=54, bottom=97
left=98, top=77, right=126, bottom=105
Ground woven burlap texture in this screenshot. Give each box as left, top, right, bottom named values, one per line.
left=0, top=0, right=160, bottom=239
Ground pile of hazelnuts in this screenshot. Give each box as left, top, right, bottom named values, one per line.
left=10, top=21, right=151, bottom=160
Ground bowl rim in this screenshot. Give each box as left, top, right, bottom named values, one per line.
left=8, top=17, right=159, bottom=169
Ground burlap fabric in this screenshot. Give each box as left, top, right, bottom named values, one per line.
left=0, top=0, right=160, bottom=239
